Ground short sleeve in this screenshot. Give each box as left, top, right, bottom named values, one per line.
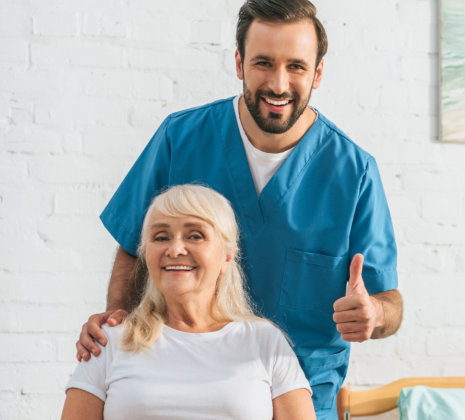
left=350, top=157, right=398, bottom=294
left=100, top=118, right=172, bottom=256
left=65, top=326, right=115, bottom=402
left=264, top=326, right=311, bottom=399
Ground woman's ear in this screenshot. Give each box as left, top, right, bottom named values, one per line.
left=220, top=253, right=234, bottom=275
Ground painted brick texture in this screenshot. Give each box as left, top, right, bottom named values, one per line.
left=1, top=1, right=464, bottom=419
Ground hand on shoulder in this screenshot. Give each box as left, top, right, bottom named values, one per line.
left=76, top=309, right=128, bottom=362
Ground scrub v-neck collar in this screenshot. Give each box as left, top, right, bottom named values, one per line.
left=214, top=96, right=324, bottom=235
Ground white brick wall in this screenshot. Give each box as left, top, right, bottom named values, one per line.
left=1, top=0, right=464, bottom=419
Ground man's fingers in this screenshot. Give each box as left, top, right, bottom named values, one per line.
left=78, top=325, right=103, bottom=355
left=347, top=253, right=365, bottom=296
left=350, top=253, right=364, bottom=280
left=333, top=304, right=373, bottom=323
left=75, top=309, right=127, bottom=360
left=107, top=309, right=128, bottom=326
left=333, top=310, right=357, bottom=324
left=86, top=321, right=108, bottom=347
left=339, top=331, right=370, bottom=343
left=333, top=258, right=380, bottom=344
left=79, top=314, right=107, bottom=353
left=335, top=319, right=372, bottom=342
left=91, top=310, right=113, bottom=326
left=333, top=295, right=365, bottom=312
left=333, top=290, right=377, bottom=343
left=86, top=311, right=119, bottom=345
left=76, top=341, right=91, bottom=362
left=336, top=321, right=365, bottom=335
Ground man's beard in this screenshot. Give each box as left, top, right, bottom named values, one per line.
left=243, top=84, right=311, bottom=134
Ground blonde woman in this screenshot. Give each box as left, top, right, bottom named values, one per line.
left=62, top=185, right=315, bottom=420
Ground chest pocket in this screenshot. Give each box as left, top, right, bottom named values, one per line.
left=280, top=249, right=348, bottom=313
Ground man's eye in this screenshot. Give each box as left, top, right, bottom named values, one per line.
left=289, top=64, right=304, bottom=70
left=256, top=61, right=271, bottom=67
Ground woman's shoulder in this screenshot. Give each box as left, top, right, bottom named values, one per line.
left=235, top=321, right=295, bottom=368
left=101, top=323, right=122, bottom=335
left=100, top=324, right=123, bottom=350
left=235, top=319, right=287, bottom=341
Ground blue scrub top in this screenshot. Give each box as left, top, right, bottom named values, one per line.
left=100, top=97, right=398, bottom=420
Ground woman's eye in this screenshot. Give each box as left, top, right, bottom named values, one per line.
left=188, top=232, right=203, bottom=240
left=153, top=235, right=168, bottom=242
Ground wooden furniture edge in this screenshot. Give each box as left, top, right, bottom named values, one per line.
left=338, top=377, right=465, bottom=418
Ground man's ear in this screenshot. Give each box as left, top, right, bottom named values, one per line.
left=235, top=49, right=244, bottom=80
left=312, top=58, right=324, bottom=89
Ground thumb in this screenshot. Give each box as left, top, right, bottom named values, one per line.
left=107, top=309, right=128, bottom=326
left=347, top=253, right=365, bottom=296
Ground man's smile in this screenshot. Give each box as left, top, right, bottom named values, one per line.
left=263, top=97, right=292, bottom=106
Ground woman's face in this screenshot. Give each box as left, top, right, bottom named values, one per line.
left=145, top=210, right=232, bottom=303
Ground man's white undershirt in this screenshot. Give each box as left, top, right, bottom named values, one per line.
left=233, top=95, right=294, bottom=196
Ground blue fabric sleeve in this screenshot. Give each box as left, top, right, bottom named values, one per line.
left=100, top=118, right=172, bottom=256
left=349, top=157, right=398, bottom=293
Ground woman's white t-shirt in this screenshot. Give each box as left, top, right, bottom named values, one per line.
left=66, top=320, right=311, bottom=420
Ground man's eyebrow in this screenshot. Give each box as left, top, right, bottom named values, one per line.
left=288, top=58, right=310, bottom=67
left=250, top=55, right=310, bottom=67
left=250, top=54, right=274, bottom=62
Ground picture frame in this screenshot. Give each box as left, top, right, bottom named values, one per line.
left=440, top=0, right=465, bottom=143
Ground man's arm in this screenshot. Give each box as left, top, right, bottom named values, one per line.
left=107, top=246, right=140, bottom=311
left=370, top=288, right=403, bottom=339
left=333, top=254, right=403, bottom=343
left=76, top=246, right=143, bottom=361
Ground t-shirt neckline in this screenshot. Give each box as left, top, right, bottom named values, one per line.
left=163, top=321, right=238, bottom=339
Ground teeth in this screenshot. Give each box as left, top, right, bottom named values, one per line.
left=264, top=98, right=290, bottom=106
left=164, top=265, right=194, bottom=271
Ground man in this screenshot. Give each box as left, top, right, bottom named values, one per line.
left=76, top=1, right=403, bottom=419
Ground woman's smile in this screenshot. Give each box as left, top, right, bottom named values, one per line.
left=162, top=265, right=196, bottom=271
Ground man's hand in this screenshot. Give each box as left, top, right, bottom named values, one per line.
left=332, top=254, right=384, bottom=342
left=76, top=309, right=128, bottom=361
left=76, top=246, right=140, bottom=362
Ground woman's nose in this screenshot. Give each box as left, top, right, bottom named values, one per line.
left=165, top=238, right=187, bottom=257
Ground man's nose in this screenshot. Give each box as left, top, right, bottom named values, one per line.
left=165, top=238, right=187, bottom=257
left=268, top=67, right=289, bottom=95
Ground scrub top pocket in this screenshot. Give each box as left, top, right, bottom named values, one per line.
left=280, top=249, right=348, bottom=313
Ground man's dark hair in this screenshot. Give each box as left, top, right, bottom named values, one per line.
left=236, top=0, right=328, bottom=67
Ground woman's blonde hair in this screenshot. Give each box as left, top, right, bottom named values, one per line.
left=121, top=184, right=261, bottom=352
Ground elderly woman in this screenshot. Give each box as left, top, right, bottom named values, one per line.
left=61, top=184, right=315, bottom=420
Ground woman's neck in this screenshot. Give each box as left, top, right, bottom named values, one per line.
left=163, top=300, right=230, bottom=333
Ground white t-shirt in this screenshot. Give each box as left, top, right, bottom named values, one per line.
left=233, top=95, right=294, bottom=196
left=66, top=321, right=311, bottom=420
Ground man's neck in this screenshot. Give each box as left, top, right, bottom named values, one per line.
left=238, top=95, right=317, bottom=154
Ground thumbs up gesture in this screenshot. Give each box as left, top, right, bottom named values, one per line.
left=333, top=254, right=383, bottom=342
